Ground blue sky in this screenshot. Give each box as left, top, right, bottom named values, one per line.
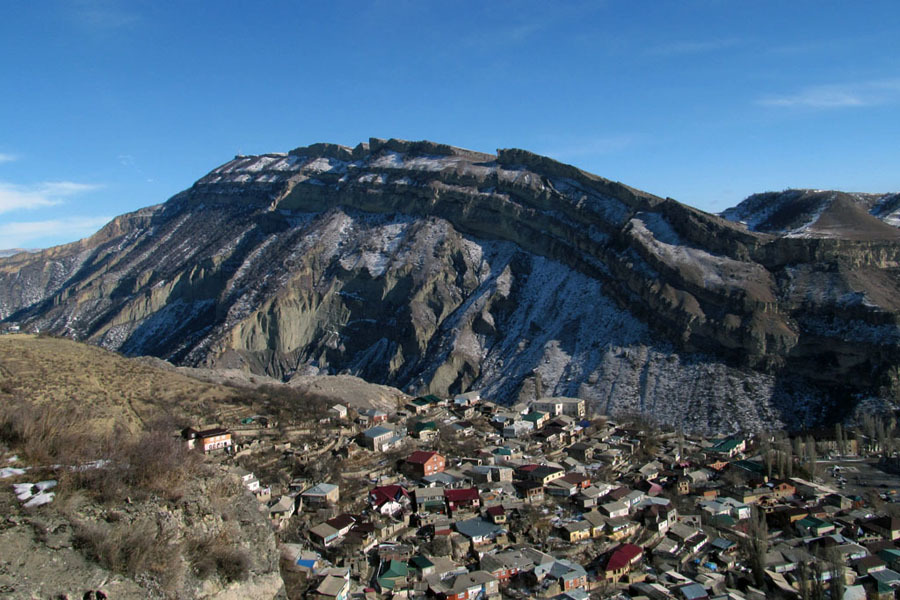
left=2, top=1, right=899, bottom=249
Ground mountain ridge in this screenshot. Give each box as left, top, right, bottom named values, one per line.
left=2, top=138, right=899, bottom=432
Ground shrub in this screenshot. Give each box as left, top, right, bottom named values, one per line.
left=60, top=428, right=203, bottom=503
left=187, top=535, right=251, bottom=583
left=73, top=516, right=175, bottom=578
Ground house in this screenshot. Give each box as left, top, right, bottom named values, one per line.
left=314, top=573, right=350, bottom=600
left=360, top=425, right=398, bottom=452
left=527, top=465, right=566, bottom=486
left=410, top=420, right=439, bottom=439
left=575, top=485, right=608, bottom=510
left=503, top=420, right=534, bottom=438
left=533, top=397, right=586, bottom=418
left=796, top=516, right=835, bottom=537
left=453, top=391, right=481, bottom=408
left=600, top=500, right=630, bottom=519
left=561, top=520, right=593, bottom=542
left=236, top=469, right=259, bottom=492
left=430, top=569, right=498, bottom=600
left=481, top=547, right=553, bottom=583
left=414, top=486, right=447, bottom=514
left=515, top=480, right=544, bottom=503
left=854, top=555, right=887, bottom=576
left=377, top=559, right=409, bottom=593
left=405, top=398, right=431, bottom=415
left=674, top=582, right=709, bottom=600
left=523, top=411, right=549, bottom=430
left=669, top=523, right=708, bottom=554
left=309, top=522, right=342, bottom=547
left=369, top=485, right=411, bottom=516
left=535, top=558, right=589, bottom=591
left=565, top=442, right=594, bottom=463
left=301, top=483, right=340, bottom=506
left=182, top=427, right=232, bottom=453
left=605, top=517, right=640, bottom=540
left=405, top=451, right=446, bottom=478
left=409, top=555, right=436, bottom=581
left=771, top=480, right=797, bottom=499
left=467, top=465, right=514, bottom=484
left=486, top=506, right=507, bottom=524
left=329, top=404, right=348, bottom=420
left=445, top=488, right=481, bottom=513
left=604, top=543, right=643, bottom=582
left=866, top=517, right=900, bottom=541
left=454, top=517, right=505, bottom=547
left=708, top=436, right=746, bottom=458
left=547, top=478, right=580, bottom=499
left=639, top=503, right=676, bottom=535
left=358, top=408, right=388, bottom=426
left=268, top=495, right=296, bottom=526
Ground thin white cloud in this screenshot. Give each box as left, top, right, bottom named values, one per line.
left=0, top=153, right=17, bottom=164
left=0, top=216, right=112, bottom=250
left=759, top=79, right=900, bottom=109
left=0, top=181, right=103, bottom=215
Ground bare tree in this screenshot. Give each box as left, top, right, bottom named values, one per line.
left=745, top=505, right=768, bottom=588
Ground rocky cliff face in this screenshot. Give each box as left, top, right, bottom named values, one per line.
left=2, top=138, right=899, bottom=432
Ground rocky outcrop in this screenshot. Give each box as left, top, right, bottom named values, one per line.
left=0, top=466, right=283, bottom=599
left=1, top=139, right=899, bottom=431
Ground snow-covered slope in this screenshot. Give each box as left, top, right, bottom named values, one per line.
left=2, top=139, right=899, bottom=432
left=721, top=189, right=900, bottom=240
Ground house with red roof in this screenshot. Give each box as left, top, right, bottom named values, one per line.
left=445, top=487, right=481, bottom=513
left=404, top=451, right=446, bottom=479
left=604, top=543, right=643, bottom=582
left=369, top=485, right=411, bottom=517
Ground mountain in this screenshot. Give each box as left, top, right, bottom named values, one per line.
left=2, top=138, right=899, bottom=432
left=721, top=189, right=900, bottom=239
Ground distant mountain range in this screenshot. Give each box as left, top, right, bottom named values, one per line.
left=2, top=138, right=898, bottom=432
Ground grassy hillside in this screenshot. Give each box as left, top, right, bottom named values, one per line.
left=0, top=334, right=250, bottom=433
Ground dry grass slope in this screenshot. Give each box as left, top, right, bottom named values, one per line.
left=0, top=334, right=248, bottom=432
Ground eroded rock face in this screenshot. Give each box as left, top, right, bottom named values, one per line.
left=0, top=467, right=283, bottom=600
left=2, top=139, right=899, bottom=432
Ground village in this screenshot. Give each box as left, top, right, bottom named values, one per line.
left=181, top=392, right=900, bottom=600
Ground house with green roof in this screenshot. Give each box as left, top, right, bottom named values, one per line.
left=410, top=420, right=438, bottom=439
left=796, top=516, right=835, bottom=537
left=408, top=555, right=435, bottom=580
left=708, top=436, right=746, bottom=458
left=377, top=559, right=409, bottom=592
left=523, top=410, right=549, bottom=429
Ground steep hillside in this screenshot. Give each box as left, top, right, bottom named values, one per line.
left=2, top=139, right=899, bottom=432
left=721, top=189, right=900, bottom=239
left=0, top=335, right=286, bottom=599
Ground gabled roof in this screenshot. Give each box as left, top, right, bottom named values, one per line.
left=455, top=517, right=503, bottom=539
left=370, top=485, right=409, bottom=506
left=407, top=450, right=441, bottom=464
left=531, top=465, right=565, bottom=479
left=606, top=543, right=642, bottom=572
left=523, top=411, right=547, bottom=423
left=445, top=487, right=480, bottom=502
left=363, top=425, right=393, bottom=438
left=535, top=558, right=587, bottom=581
left=326, top=514, right=356, bottom=530
left=409, top=555, right=435, bottom=570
